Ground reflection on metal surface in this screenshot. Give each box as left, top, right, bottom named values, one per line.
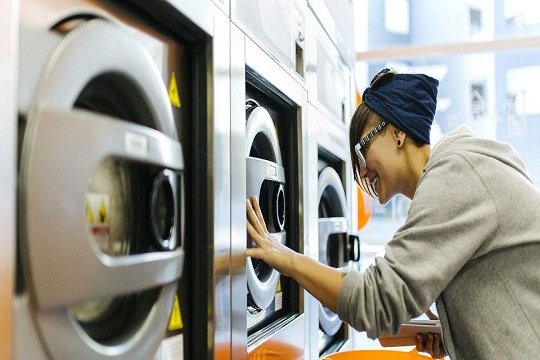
left=0, top=0, right=16, bottom=357
left=248, top=338, right=304, bottom=360
left=230, top=24, right=248, bottom=360
left=211, top=8, right=231, bottom=360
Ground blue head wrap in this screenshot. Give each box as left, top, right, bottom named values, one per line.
left=362, top=69, right=439, bottom=144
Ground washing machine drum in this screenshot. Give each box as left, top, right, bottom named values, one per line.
left=245, top=100, right=286, bottom=310
left=317, top=167, right=348, bottom=336
left=18, top=19, right=184, bottom=359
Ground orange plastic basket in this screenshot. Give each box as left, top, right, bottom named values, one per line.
left=322, top=349, right=435, bottom=360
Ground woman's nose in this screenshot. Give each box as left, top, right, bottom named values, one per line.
left=359, top=167, right=369, bottom=179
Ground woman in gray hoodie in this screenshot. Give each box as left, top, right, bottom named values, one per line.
left=246, top=68, right=540, bottom=359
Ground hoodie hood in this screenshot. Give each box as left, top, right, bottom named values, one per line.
left=424, top=124, right=532, bottom=183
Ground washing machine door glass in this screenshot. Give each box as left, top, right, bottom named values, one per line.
left=245, top=101, right=286, bottom=310
left=317, top=167, right=348, bottom=336
left=19, top=19, right=184, bottom=359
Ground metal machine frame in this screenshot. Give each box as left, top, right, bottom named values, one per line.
left=230, top=18, right=309, bottom=359
left=1, top=0, right=17, bottom=358
left=211, top=5, right=232, bottom=360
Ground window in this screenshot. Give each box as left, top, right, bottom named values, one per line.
left=354, top=0, right=540, bottom=251
left=470, top=7, right=482, bottom=34
left=470, top=83, right=486, bottom=119
left=384, top=0, right=410, bottom=35
left=505, top=0, right=540, bottom=26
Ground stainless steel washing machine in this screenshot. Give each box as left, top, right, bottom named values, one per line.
left=14, top=0, right=214, bottom=359
left=305, top=6, right=358, bottom=359
left=230, top=0, right=309, bottom=358
left=305, top=110, right=359, bottom=359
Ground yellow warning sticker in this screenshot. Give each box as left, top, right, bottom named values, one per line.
left=86, top=193, right=110, bottom=253
left=98, top=199, right=108, bottom=224
left=86, top=201, right=94, bottom=224
left=168, top=295, right=184, bottom=331
left=276, top=279, right=282, bottom=293
left=168, top=72, right=181, bottom=108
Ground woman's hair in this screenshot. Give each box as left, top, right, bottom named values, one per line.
left=349, top=103, right=385, bottom=185
left=349, top=69, right=395, bottom=184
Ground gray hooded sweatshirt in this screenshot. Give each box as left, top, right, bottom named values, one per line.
left=337, top=124, right=540, bottom=359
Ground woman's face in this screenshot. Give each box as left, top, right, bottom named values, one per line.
left=357, top=123, right=402, bottom=205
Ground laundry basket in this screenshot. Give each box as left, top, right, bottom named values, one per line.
left=322, top=348, right=437, bottom=360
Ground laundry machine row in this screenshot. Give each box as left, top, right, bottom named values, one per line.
left=228, top=0, right=358, bottom=359
left=4, top=0, right=357, bottom=359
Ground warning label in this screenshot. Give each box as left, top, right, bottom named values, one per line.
left=168, top=295, right=184, bottom=331
left=168, top=72, right=181, bottom=108
left=86, top=193, right=110, bottom=252
left=275, top=279, right=283, bottom=311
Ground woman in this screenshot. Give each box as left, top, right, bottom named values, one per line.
left=246, top=68, right=540, bottom=359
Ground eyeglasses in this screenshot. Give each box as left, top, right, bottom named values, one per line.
left=354, top=121, right=387, bottom=168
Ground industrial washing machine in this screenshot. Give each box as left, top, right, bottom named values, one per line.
left=304, top=4, right=358, bottom=358
left=305, top=110, right=359, bottom=358
left=230, top=0, right=309, bottom=358
left=14, top=0, right=217, bottom=359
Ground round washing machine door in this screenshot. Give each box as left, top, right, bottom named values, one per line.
left=245, top=100, right=286, bottom=310
left=317, top=167, right=349, bottom=336
left=18, top=19, right=184, bottom=360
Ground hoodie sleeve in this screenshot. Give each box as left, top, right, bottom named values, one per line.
left=337, top=153, right=499, bottom=339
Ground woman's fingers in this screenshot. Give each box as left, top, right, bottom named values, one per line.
left=246, top=221, right=266, bottom=261
left=425, top=333, right=443, bottom=359
left=251, top=196, right=267, bottom=230
left=425, top=333, right=434, bottom=356
left=416, top=333, right=444, bottom=359
left=432, top=334, right=442, bottom=359
left=246, top=199, right=264, bottom=234
left=246, top=220, right=260, bottom=243
left=425, top=309, right=439, bottom=320
left=416, top=334, right=425, bottom=353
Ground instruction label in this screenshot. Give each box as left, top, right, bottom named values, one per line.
left=125, top=132, right=149, bottom=157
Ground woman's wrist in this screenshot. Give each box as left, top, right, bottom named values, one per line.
left=286, top=250, right=303, bottom=278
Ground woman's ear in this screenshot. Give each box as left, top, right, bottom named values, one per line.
left=394, top=129, right=406, bottom=148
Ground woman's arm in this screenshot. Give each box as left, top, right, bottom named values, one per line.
left=246, top=197, right=345, bottom=312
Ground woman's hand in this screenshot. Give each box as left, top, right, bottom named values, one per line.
left=247, top=196, right=346, bottom=311
left=416, top=309, right=447, bottom=359
left=246, top=196, right=297, bottom=276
